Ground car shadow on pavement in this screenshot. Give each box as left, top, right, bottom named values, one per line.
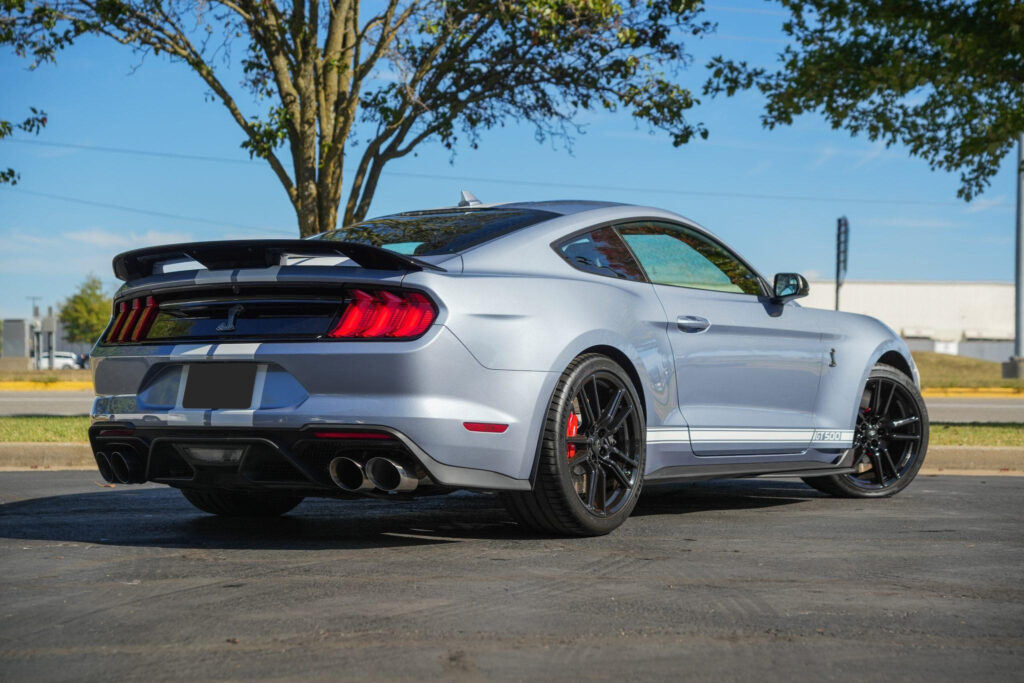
left=0, top=479, right=822, bottom=549
left=634, top=478, right=824, bottom=517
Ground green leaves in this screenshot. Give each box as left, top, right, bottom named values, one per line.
left=241, top=106, right=290, bottom=160
left=0, top=106, right=48, bottom=185
left=58, top=275, right=112, bottom=344
left=705, top=0, right=1024, bottom=201
left=2, top=0, right=717, bottom=233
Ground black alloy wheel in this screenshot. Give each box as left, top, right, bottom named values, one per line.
left=804, top=363, right=929, bottom=498
left=564, top=371, right=644, bottom=517
left=502, top=354, right=646, bottom=536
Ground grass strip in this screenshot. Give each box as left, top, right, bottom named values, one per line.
left=912, top=352, right=1024, bottom=390
left=0, top=417, right=92, bottom=443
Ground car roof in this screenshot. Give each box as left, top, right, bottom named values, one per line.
left=489, top=200, right=626, bottom=215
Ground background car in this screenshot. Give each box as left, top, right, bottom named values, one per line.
left=36, top=350, right=82, bottom=370
left=89, top=199, right=928, bottom=535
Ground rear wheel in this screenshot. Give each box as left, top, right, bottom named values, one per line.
left=803, top=363, right=928, bottom=498
left=180, top=489, right=304, bottom=517
left=502, top=354, right=646, bottom=536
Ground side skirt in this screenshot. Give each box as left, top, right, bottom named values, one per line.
left=644, top=450, right=856, bottom=485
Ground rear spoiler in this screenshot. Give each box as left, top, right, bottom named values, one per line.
left=112, top=239, right=446, bottom=281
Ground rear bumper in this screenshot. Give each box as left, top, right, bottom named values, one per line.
left=90, top=326, right=554, bottom=488
left=88, top=423, right=529, bottom=494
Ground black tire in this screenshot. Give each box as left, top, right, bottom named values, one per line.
left=180, top=489, right=304, bottom=517
left=502, top=354, right=646, bottom=536
left=803, top=363, right=929, bottom=498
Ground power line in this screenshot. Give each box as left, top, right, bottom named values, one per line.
left=8, top=137, right=965, bottom=207
left=2, top=187, right=288, bottom=234
left=9, top=138, right=256, bottom=165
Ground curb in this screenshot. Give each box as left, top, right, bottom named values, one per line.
left=0, top=381, right=93, bottom=391
left=0, top=442, right=95, bottom=468
left=921, top=387, right=1024, bottom=398
left=0, top=442, right=1019, bottom=471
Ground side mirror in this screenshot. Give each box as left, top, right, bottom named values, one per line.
left=772, top=273, right=809, bottom=304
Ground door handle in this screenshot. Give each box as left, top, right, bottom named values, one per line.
left=677, top=315, right=711, bottom=333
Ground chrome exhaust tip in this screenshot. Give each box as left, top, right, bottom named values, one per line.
left=365, top=457, right=418, bottom=493
left=329, top=457, right=374, bottom=492
left=110, top=450, right=145, bottom=484
left=95, top=451, right=116, bottom=483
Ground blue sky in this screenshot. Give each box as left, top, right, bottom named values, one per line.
left=1, top=1, right=1017, bottom=319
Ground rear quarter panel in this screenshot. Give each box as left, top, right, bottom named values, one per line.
left=402, top=260, right=678, bottom=430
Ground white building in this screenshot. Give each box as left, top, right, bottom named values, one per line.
left=803, top=281, right=1014, bottom=363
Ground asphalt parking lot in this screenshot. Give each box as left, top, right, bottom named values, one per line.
left=1, top=472, right=1021, bottom=681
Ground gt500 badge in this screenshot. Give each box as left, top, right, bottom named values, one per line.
left=813, top=430, right=844, bottom=442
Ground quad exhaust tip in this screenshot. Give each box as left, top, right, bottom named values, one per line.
left=365, top=457, right=418, bottom=493
left=95, top=451, right=116, bottom=484
left=329, top=457, right=375, bottom=492
left=108, top=450, right=145, bottom=484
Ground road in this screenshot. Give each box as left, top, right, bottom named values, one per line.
left=0, top=391, right=93, bottom=416
left=0, top=471, right=1021, bottom=681
left=925, top=397, right=1024, bottom=423
left=3, top=390, right=1023, bottom=422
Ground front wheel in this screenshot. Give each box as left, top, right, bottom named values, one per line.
left=803, top=363, right=929, bottom=498
left=181, top=489, right=304, bottom=517
left=502, top=354, right=646, bottom=536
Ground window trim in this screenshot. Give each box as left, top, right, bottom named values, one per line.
left=551, top=217, right=769, bottom=297
left=551, top=224, right=649, bottom=283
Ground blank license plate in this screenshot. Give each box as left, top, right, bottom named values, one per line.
left=182, top=363, right=257, bottom=409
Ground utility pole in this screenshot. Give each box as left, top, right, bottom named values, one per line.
left=1005, top=133, right=1024, bottom=378
left=26, top=296, right=42, bottom=318
left=835, top=216, right=849, bottom=311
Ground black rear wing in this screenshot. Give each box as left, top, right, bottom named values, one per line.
left=112, top=239, right=445, bottom=281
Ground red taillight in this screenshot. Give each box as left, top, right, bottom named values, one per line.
left=388, top=292, right=434, bottom=338
left=361, top=290, right=406, bottom=338
left=463, top=422, right=509, bottom=433
left=130, top=296, right=158, bottom=341
left=106, top=296, right=159, bottom=344
left=328, top=289, right=436, bottom=339
left=313, top=431, right=395, bottom=440
left=117, top=298, right=143, bottom=342
left=106, top=301, right=128, bottom=341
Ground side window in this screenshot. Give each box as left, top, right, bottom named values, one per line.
left=617, top=222, right=762, bottom=295
left=557, top=226, right=645, bottom=281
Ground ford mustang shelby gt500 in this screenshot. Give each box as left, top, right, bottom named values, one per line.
left=90, top=197, right=928, bottom=535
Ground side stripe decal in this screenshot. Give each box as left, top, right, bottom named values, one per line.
left=647, top=427, right=854, bottom=446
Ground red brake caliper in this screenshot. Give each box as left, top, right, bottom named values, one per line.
left=566, top=412, right=580, bottom=459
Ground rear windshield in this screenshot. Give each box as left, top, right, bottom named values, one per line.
left=310, top=208, right=556, bottom=256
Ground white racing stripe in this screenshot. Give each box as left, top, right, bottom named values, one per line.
left=165, top=411, right=207, bottom=426
left=171, top=344, right=214, bottom=357
left=210, top=410, right=255, bottom=427
left=211, top=343, right=261, bottom=359
left=647, top=427, right=854, bottom=447
left=235, top=266, right=281, bottom=282
left=646, top=429, right=690, bottom=444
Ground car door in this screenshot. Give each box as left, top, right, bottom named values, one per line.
left=617, top=220, right=826, bottom=455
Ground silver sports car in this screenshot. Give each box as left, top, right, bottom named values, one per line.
left=90, top=197, right=929, bottom=535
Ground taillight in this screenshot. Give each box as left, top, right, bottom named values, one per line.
left=106, top=301, right=128, bottom=341
left=328, top=289, right=436, bottom=339
left=130, top=296, right=158, bottom=341
left=105, top=296, right=158, bottom=344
